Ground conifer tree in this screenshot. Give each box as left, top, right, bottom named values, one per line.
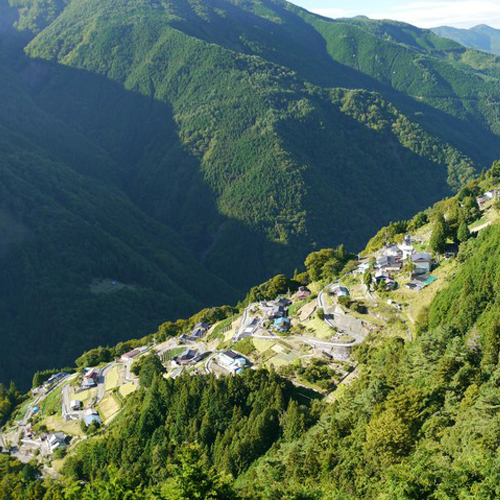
left=430, top=214, right=448, bottom=254
left=457, top=221, right=471, bottom=243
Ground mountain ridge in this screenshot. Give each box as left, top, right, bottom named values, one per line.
left=432, top=24, right=500, bottom=56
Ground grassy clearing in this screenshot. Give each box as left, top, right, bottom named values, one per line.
left=41, top=387, right=62, bottom=417
left=104, top=365, right=122, bottom=391
left=209, top=314, right=241, bottom=341
left=266, top=354, right=292, bottom=368
left=306, top=317, right=336, bottom=340
left=15, top=398, right=36, bottom=421
left=224, top=330, right=235, bottom=342
left=44, top=415, right=83, bottom=436
left=470, top=209, right=499, bottom=232
left=51, top=458, right=66, bottom=473
left=298, top=300, right=317, bottom=321
left=288, top=300, right=306, bottom=317
left=349, top=284, right=366, bottom=302
left=232, top=337, right=256, bottom=356
left=72, top=388, right=96, bottom=404
left=119, top=383, right=137, bottom=398
left=98, top=396, right=120, bottom=422
left=253, top=338, right=276, bottom=354
left=162, top=348, right=185, bottom=361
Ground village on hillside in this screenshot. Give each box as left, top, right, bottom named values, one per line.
left=1, top=186, right=498, bottom=475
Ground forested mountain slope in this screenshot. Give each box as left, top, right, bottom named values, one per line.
left=17, top=0, right=500, bottom=278
left=433, top=24, right=500, bottom=56
left=0, top=20, right=238, bottom=388
left=2, top=0, right=500, bottom=387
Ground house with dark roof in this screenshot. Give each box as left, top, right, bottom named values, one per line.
left=187, top=322, right=210, bottom=340
left=242, top=317, right=260, bottom=336
left=268, top=305, right=287, bottom=319
left=275, top=297, right=292, bottom=308
left=173, top=349, right=198, bottom=366
left=411, top=253, right=432, bottom=275
left=381, top=244, right=403, bottom=259
left=331, top=285, right=350, bottom=297
left=194, top=322, right=210, bottom=330
left=376, top=256, right=402, bottom=272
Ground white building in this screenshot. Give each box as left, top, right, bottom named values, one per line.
left=217, top=351, right=249, bottom=374
left=70, top=400, right=83, bottom=411
left=47, top=433, right=67, bottom=453
left=399, top=235, right=414, bottom=260
left=381, top=244, right=403, bottom=258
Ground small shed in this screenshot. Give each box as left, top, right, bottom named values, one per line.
left=70, top=400, right=83, bottom=411
left=331, top=285, right=350, bottom=298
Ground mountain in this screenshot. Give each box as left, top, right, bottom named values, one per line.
left=16, top=0, right=500, bottom=270
left=432, top=24, right=500, bottom=56
left=2, top=0, right=500, bottom=387
left=2, top=160, right=500, bottom=499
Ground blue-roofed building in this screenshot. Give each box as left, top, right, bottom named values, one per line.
left=83, top=408, right=102, bottom=426
left=217, top=350, right=250, bottom=374
left=84, top=415, right=101, bottom=426
left=274, top=317, right=291, bottom=332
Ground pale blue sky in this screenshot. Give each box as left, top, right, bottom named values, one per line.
left=291, top=0, right=500, bottom=28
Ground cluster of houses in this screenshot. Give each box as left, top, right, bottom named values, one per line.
left=476, top=189, right=498, bottom=209
left=357, top=234, right=434, bottom=291
left=20, top=431, right=69, bottom=456
left=265, top=297, right=293, bottom=332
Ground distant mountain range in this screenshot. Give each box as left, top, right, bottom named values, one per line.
left=432, top=24, right=500, bottom=56
left=2, top=0, right=500, bottom=387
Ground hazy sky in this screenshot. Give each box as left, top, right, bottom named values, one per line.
left=290, top=0, right=500, bottom=28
